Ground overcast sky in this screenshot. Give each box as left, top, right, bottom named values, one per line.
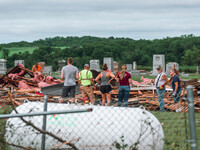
left=0, top=0, right=200, bottom=43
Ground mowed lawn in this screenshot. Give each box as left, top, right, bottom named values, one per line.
left=151, top=111, right=200, bottom=150
left=0, top=46, right=69, bottom=58
left=0, top=47, right=38, bottom=58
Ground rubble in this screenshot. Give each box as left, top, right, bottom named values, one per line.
left=0, top=65, right=200, bottom=112
left=0, top=64, right=62, bottom=90
left=0, top=64, right=62, bottom=105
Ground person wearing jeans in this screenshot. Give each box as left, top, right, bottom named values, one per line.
left=156, top=87, right=166, bottom=111
left=155, top=66, right=168, bottom=112
left=116, top=64, right=132, bottom=107
left=170, top=69, right=182, bottom=112
left=118, top=86, right=130, bottom=107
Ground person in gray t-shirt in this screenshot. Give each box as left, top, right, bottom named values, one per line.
left=59, top=57, right=79, bottom=103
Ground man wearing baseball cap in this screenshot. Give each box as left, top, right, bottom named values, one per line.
left=78, top=64, right=96, bottom=104
left=155, top=65, right=168, bottom=112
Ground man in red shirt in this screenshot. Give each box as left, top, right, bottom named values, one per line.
left=116, top=64, right=132, bottom=107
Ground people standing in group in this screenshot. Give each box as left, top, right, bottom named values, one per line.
left=95, top=64, right=115, bottom=106
left=116, top=64, right=132, bottom=107
left=59, top=57, right=79, bottom=103
left=32, top=62, right=44, bottom=73
left=155, top=66, right=169, bottom=112
left=78, top=64, right=96, bottom=104
left=170, top=68, right=182, bottom=112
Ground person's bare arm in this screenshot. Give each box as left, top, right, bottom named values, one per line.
left=32, top=66, right=35, bottom=72
left=41, top=68, right=44, bottom=73
left=61, top=72, right=64, bottom=80
left=172, top=82, right=179, bottom=97
left=90, top=78, right=96, bottom=90
left=78, top=80, right=81, bottom=88
left=161, top=74, right=168, bottom=86
left=76, top=73, right=79, bottom=79
left=174, top=82, right=178, bottom=92
left=95, top=73, right=102, bottom=84
left=128, top=78, right=132, bottom=84
left=108, top=72, right=115, bottom=84
left=116, top=77, right=119, bottom=83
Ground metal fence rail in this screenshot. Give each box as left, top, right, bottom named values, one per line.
left=186, top=85, right=198, bottom=150
left=0, top=85, right=199, bottom=150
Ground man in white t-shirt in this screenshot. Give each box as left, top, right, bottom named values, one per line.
left=59, top=57, right=79, bottom=103
left=155, top=66, right=168, bottom=112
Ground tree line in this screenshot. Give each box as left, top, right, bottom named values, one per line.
left=0, top=34, right=200, bottom=71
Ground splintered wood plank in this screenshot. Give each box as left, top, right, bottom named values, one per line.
left=6, top=78, right=38, bottom=87
left=14, top=96, right=43, bottom=99
left=94, top=90, right=139, bottom=95
left=128, top=98, right=140, bottom=102
left=16, top=88, right=41, bottom=93
left=195, top=107, right=200, bottom=112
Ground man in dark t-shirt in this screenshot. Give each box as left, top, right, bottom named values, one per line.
left=170, top=69, right=182, bottom=112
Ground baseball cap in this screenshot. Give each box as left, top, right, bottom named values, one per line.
left=156, top=65, right=162, bottom=70
left=84, top=64, right=89, bottom=67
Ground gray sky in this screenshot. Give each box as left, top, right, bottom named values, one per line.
left=0, top=0, right=200, bottom=43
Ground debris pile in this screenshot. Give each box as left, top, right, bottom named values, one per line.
left=0, top=65, right=62, bottom=106
left=0, top=64, right=62, bottom=90
left=0, top=65, right=200, bottom=112
left=94, top=79, right=200, bottom=112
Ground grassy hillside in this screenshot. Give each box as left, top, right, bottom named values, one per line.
left=0, top=47, right=37, bottom=58
left=0, top=46, right=69, bottom=58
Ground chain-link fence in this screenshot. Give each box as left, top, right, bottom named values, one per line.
left=0, top=87, right=199, bottom=150
left=196, top=112, right=200, bottom=150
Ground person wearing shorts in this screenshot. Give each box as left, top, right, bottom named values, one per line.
left=170, top=69, right=182, bottom=112
left=95, top=64, right=115, bottom=106
left=59, top=57, right=79, bottom=103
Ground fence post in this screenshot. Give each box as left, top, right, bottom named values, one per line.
left=41, top=95, right=48, bottom=150
left=186, top=85, right=197, bottom=150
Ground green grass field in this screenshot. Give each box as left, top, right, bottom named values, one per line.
left=180, top=74, right=200, bottom=80
left=0, top=46, right=69, bottom=58
left=151, top=111, right=200, bottom=150
left=0, top=105, right=13, bottom=150
left=0, top=47, right=38, bottom=58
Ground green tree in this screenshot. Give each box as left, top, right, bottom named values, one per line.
left=2, top=49, right=9, bottom=59
left=182, top=46, right=200, bottom=66
left=3, top=35, right=200, bottom=70
left=0, top=46, right=3, bottom=58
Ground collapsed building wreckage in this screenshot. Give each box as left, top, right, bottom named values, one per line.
left=0, top=64, right=200, bottom=112
left=0, top=64, right=62, bottom=105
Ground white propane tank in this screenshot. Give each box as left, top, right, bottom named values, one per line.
left=5, top=102, right=164, bottom=150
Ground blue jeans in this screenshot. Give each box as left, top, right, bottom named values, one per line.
left=156, top=88, right=166, bottom=112
left=117, top=86, right=130, bottom=107
left=174, top=88, right=182, bottom=103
